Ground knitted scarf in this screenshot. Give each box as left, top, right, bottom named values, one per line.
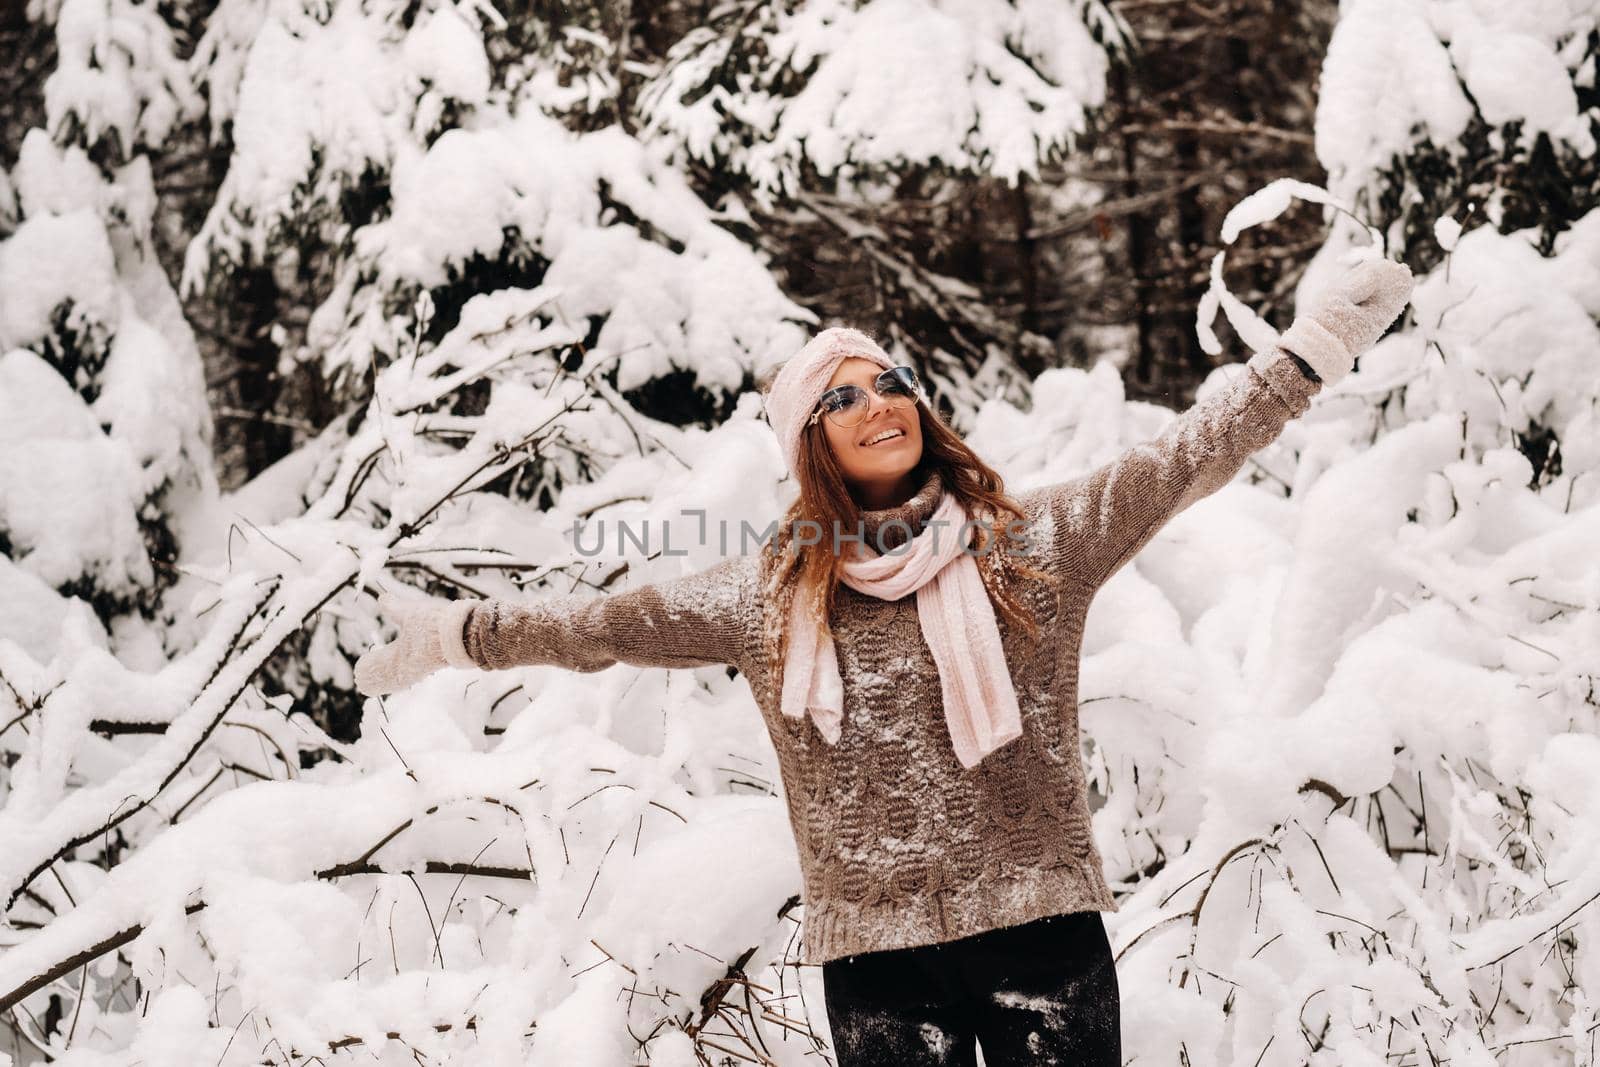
left=778, top=477, right=1024, bottom=769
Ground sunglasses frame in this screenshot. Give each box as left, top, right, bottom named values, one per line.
left=807, top=365, right=924, bottom=428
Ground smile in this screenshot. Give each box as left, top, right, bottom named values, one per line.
left=861, top=428, right=906, bottom=447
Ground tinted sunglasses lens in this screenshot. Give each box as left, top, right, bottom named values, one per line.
left=824, top=386, right=871, bottom=424
left=880, top=366, right=920, bottom=399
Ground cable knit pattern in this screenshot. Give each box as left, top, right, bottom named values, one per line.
left=460, top=346, right=1321, bottom=965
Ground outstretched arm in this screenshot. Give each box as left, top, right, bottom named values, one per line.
left=1035, top=346, right=1319, bottom=589
left=1028, top=257, right=1414, bottom=590
left=461, top=552, right=759, bottom=674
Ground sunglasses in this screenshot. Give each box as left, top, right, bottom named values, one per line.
left=807, top=365, right=924, bottom=429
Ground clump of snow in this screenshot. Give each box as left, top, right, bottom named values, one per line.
left=1446, top=19, right=1594, bottom=153
left=1433, top=213, right=1463, bottom=252
left=403, top=7, right=490, bottom=107
left=315, top=109, right=812, bottom=391
left=1219, top=177, right=1353, bottom=245
left=0, top=349, right=151, bottom=592
left=0, top=209, right=119, bottom=351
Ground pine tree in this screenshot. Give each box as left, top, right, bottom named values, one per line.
left=0, top=0, right=215, bottom=635
left=1314, top=0, right=1600, bottom=494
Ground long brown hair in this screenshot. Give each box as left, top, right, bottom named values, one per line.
left=756, top=361, right=1060, bottom=691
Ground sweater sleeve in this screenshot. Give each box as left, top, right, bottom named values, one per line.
left=1032, top=345, right=1322, bottom=589
left=460, top=552, right=759, bottom=674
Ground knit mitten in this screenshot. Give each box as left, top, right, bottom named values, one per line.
left=1277, top=257, right=1414, bottom=387
left=353, top=591, right=481, bottom=696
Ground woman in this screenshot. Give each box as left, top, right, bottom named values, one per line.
left=354, top=257, right=1413, bottom=1066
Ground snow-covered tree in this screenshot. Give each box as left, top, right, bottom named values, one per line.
left=6, top=0, right=1600, bottom=1064
left=1058, top=4, right=1600, bottom=1062
left=638, top=0, right=1129, bottom=199
left=183, top=0, right=810, bottom=415
left=1314, top=0, right=1600, bottom=489
left=4, top=1, right=824, bottom=1062
left=0, top=0, right=216, bottom=650
left=0, top=322, right=822, bottom=1063
left=634, top=0, right=1135, bottom=410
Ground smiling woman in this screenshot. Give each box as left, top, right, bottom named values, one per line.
left=759, top=330, right=1054, bottom=730
left=811, top=360, right=928, bottom=508
left=353, top=260, right=1415, bottom=1067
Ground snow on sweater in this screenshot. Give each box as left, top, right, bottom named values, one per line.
left=461, top=345, right=1321, bottom=965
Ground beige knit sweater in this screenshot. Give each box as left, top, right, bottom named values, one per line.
left=461, top=345, right=1321, bottom=965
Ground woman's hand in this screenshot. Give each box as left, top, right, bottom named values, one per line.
left=1278, top=257, right=1414, bottom=387
left=352, top=591, right=480, bottom=696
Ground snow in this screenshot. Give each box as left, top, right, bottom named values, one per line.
left=324, top=110, right=814, bottom=391
left=5, top=0, right=1600, bottom=1061
left=1195, top=248, right=1283, bottom=358
left=180, top=0, right=814, bottom=397
left=1406, top=217, right=1600, bottom=460
left=1448, top=22, right=1587, bottom=141
left=94, top=313, right=207, bottom=478
left=1318, top=0, right=1598, bottom=204
left=0, top=559, right=107, bottom=664
left=45, top=0, right=198, bottom=156
left=185, top=7, right=415, bottom=287
left=0, top=349, right=151, bottom=593
left=641, top=0, right=1127, bottom=196
left=403, top=7, right=491, bottom=107
left=0, top=209, right=119, bottom=350
left=8, top=130, right=109, bottom=222
left=1219, top=177, right=1352, bottom=245
left=1316, top=0, right=1474, bottom=202
left=1199, top=178, right=1387, bottom=358
left=0, top=134, right=214, bottom=612
left=1434, top=213, right=1463, bottom=252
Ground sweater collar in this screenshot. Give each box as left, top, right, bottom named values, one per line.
left=857, top=467, right=944, bottom=552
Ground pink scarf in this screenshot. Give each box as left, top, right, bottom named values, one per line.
left=778, top=487, right=1024, bottom=769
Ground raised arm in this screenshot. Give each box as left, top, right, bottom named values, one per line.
left=1027, top=257, right=1414, bottom=590
left=1034, top=345, right=1320, bottom=589
left=461, top=552, right=760, bottom=675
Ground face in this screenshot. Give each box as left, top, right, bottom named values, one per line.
left=815, top=357, right=925, bottom=505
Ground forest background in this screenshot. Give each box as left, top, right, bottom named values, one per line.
left=2, top=0, right=1599, bottom=1064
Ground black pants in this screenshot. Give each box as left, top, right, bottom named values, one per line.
left=821, top=910, right=1120, bottom=1066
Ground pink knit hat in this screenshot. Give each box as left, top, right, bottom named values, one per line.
left=762, top=327, right=899, bottom=477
